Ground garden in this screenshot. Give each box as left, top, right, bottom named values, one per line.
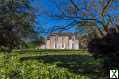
left=0, top=49, right=106, bottom=79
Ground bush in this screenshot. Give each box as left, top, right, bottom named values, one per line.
left=0, top=54, right=89, bottom=79
left=88, top=32, right=119, bottom=72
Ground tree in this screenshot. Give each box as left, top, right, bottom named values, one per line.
left=39, top=0, right=119, bottom=37
left=0, top=0, right=35, bottom=52
left=38, top=0, right=119, bottom=74
left=37, top=0, right=119, bottom=51
left=0, top=1, right=38, bottom=78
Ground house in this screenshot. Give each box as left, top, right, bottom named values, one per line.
left=39, top=32, right=81, bottom=49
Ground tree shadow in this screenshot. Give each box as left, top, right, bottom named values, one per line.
left=20, top=55, right=104, bottom=79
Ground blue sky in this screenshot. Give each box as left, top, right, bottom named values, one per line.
left=32, top=0, right=77, bottom=35
left=32, top=0, right=119, bottom=35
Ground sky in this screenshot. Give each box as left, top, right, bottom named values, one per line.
left=32, top=0, right=119, bottom=35
left=32, top=0, right=78, bottom=35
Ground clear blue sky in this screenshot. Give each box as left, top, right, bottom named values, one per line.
left=32, top=0, right=119, bottom=35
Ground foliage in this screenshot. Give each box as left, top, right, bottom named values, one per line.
left=26, top=36, right=45, bottom=48
left=0, top=0, right=35, bottom=52
left=0, top=50, right=98, bottom=79
left=88, top=32, right=119, bottom=73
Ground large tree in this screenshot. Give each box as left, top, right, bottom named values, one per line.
left=0, top=0, right=36, bottom=52
left=39, top=0, right=119, bottom=37
left=38, top=0, right=119, bottom=71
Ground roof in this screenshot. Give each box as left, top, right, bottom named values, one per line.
left=47, top=32, right=78, bottom=39
left=50, top=32, right=75, bottom=36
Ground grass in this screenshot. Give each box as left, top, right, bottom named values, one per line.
left=0, top=49, right=106, bottom=79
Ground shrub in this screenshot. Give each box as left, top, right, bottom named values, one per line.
left=0, top=54, right=90, bottom=79
left=88, top=32, right=119, bottom=72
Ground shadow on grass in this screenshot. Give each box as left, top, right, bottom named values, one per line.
left=20, top=55, right=105, bottom=79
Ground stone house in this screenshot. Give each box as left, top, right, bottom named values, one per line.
left=40, top=32, right=80, bottom=49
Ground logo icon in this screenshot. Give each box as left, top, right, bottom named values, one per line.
left=110, top=69, right=118, bottom=78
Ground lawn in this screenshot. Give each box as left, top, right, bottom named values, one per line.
left=0, top=49, right=106, bottom=79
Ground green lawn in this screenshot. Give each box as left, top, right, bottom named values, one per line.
left=0, top=49, right=105, bottom=79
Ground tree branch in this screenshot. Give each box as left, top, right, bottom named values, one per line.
left=101, top=0, right=113, bottom=16
left=70, top=0, right=80, bottom=11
